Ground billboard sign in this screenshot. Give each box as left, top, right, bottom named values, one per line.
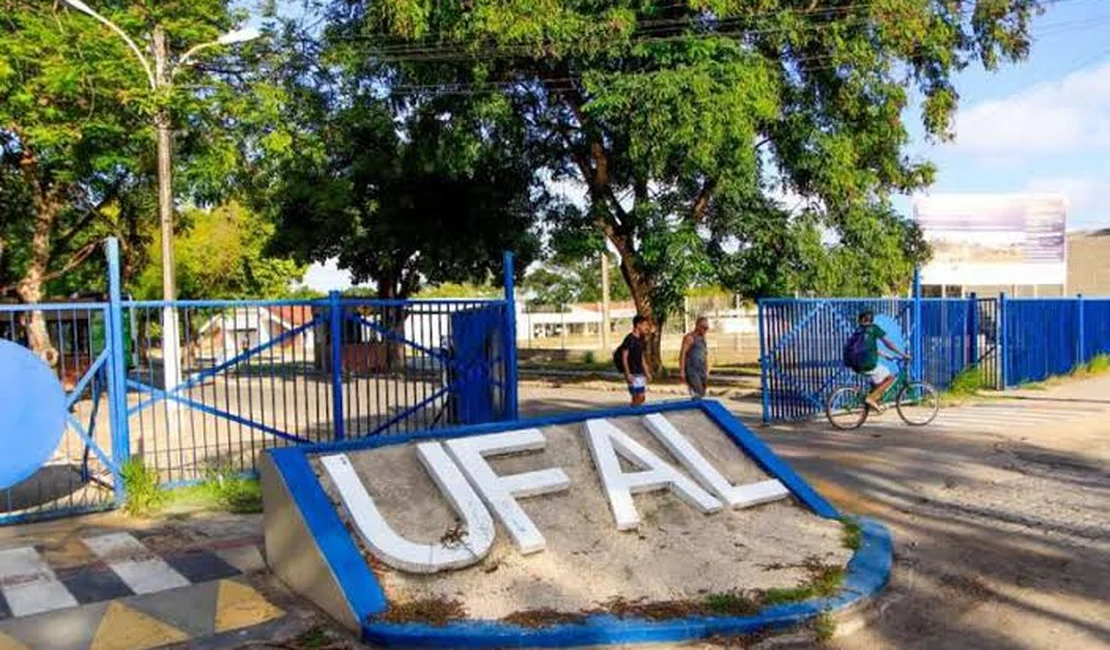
left=912, top=193, right=1067, bottom=286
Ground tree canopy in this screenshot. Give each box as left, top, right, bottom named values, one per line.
left=330, top=0, right=1040, bottom=368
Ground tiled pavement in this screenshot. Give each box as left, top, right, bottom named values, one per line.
left=0, top=532, right=285, bottom=650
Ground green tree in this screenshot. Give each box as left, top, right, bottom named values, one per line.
left=523, top=253, right=631, bottom=309
left=342, top=0, right=1040, bottom=371
left=266, top=93, right=544, bottom=300
left=0, top=0, right=279, bottom=357
left=132, top=202, right=305, bottom=300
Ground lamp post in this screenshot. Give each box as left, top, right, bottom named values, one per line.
left=62, top=1, right=259, bottom=393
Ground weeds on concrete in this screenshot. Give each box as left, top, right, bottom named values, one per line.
left=762, top=559, right=846, bottom=606
left=839, top=517, right=863, bottom=551
left=813, top=610, right=837, bottom=642
left=121, top=459, right=167, bottom=517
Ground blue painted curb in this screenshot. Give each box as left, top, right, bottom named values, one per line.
left=266, top=400, right=894, bottom=648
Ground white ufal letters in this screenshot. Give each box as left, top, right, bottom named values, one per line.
left=319, top=445, right=495, bottom=574
left=323, top=414, right=796, bottom=571
left=585, top=418, right=723, bottom=530
left=445, top=430, right=571, bottom=554
left=642, top=413, right=790, bottom=509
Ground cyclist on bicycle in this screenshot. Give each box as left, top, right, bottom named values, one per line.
left=844, top=310, right=910, bottom=412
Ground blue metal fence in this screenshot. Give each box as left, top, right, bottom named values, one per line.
left=1002, top=296, right=1110, bottom=387
left=759, top=297, right=997, bottom=422
left=0, top=239, right=520, bottom=523
left=761, top=293, right=1110, bottom=422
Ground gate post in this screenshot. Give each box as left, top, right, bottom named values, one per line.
left=105, top=238, right=131, bottom=502
left=968, top=292, right=978, bottom=366
left=998, top=292, right=1009, bottom=388
left=911, top=268, right=923, bottom=381
left=757, top=300, right=770, bottom=424
left=328, top=291, right=346, bottom=440
left=503, top=251, right=520, bottom=421
left=1076, top=294, right=1086, bottom=367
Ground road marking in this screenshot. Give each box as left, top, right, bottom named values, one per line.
left=81, top=534, right=190, bottom=595
left=0, top=547, right=78, bottom=617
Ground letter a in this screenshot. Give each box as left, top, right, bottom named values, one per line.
left=642, top=413, right=790, bottom=508
left=319, top=446, right=494, bottom=574
left=584, top=418, right=722, bottom=530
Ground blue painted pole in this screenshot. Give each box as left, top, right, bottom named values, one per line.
left=911, top=268, right=923, bottom=382
left=104, top=238, right=131, bottom=503
left=998, top=292, right=1009, bottom=388
left=968, top=292, right=978, bottom=366
left=1077, top=294, right=1086, bottom=367
left=757, top=299, right=771, bottom=424
left=503, top=251, right=520, bottom=421
left=328, top=291, right=346, bottom=440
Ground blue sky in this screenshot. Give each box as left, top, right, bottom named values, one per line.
left=303, top=0, right=1110, bottom=291
left=894, top=0, right=1110, bottom=230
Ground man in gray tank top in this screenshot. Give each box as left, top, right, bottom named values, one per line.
left=679, top=316, right=710, bottom=398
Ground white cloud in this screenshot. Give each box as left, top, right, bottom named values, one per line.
left=1025, top=175, right=1110, bottom=225
left=950, top=59, right=1110, bottom=155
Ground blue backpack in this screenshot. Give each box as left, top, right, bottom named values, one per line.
left=843, top=328, right=869, bottom=371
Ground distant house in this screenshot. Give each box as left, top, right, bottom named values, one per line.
left=195, top=305, right=317, bottom=364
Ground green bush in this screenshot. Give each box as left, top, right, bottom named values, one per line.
left=121, top=459, right=166, bottom=517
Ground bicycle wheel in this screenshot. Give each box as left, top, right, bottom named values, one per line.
left=826, top=385, right=869, bottom=430
left=896, top=381, right=939, bottom=426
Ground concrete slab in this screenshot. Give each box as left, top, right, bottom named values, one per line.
left=0, top=601, right=108, bottom=650
left=124, top=581, right=220, bottom=639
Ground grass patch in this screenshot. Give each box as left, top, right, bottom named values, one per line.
left=291, top=626, right=332, bottom=648
left=167, top=469, right=263, bottom=514
left=1073, top=353, right=1110, bottom=378
left=761, top=560, right=846, bottom=606
left=703, top=590, right=762, bottom=617
left=121, top=459, right=166, bottom=517
left=379, top=598, right=467, bottom=626
left=839, top=517, right=862, bottom=551
left=945, top=365, right=992, bottom=397
left=813, top=610, right=837, bottom=642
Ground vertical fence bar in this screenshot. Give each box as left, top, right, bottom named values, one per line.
left=503, top=251, right=520, bottom=421
left=328, top=291, right=346, bottom=440
left=758, top=300, right=770, bottom=423
left=105, top=238, right=131, bottom=503
left=998, top=292, right=1009, bottom=388
left=1076, top=294, right=1086, bottom=366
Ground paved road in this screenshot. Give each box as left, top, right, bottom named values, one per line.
left=521, top=380, right=1110, bottom=649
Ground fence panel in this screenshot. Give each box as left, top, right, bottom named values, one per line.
left=759, top=298, right=912, bottom=422
left=759, top=297, right=999, bottom=422
left=124, top=299, right=334, bottom=484
left=0, top=303, right=120, bottom=523
left=1002, top=299, right=1080, bottom=386
left=1081, top=298, right=1110, bottom=362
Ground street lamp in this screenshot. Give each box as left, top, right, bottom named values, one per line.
left=62, top=1, right=260, bottom=394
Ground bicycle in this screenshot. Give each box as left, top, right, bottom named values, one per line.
left=825, top=360, right=939, bottom=430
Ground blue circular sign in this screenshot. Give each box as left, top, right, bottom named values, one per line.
left=872, top=315, right=907, bottom=375
left=0, top=340, right=67, bottom=490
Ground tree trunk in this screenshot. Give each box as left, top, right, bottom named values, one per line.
left=16, top=203, right=58, bottom=365
left=607, top=230, right=665, bottom=376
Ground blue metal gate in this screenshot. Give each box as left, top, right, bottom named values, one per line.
left=759, top=297, right=998, bottom=423
left=0, top=239, right=520, bottom=523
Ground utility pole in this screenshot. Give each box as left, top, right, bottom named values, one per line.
left=600, top=251, right=611, bottom=351
left=153, top=25, right=182, bottom=396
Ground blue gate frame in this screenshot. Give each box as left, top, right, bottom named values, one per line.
left=0, top=240, right=520, bottom=523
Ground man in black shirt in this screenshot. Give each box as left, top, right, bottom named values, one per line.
left=620, top=315, right=653, bottom=406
